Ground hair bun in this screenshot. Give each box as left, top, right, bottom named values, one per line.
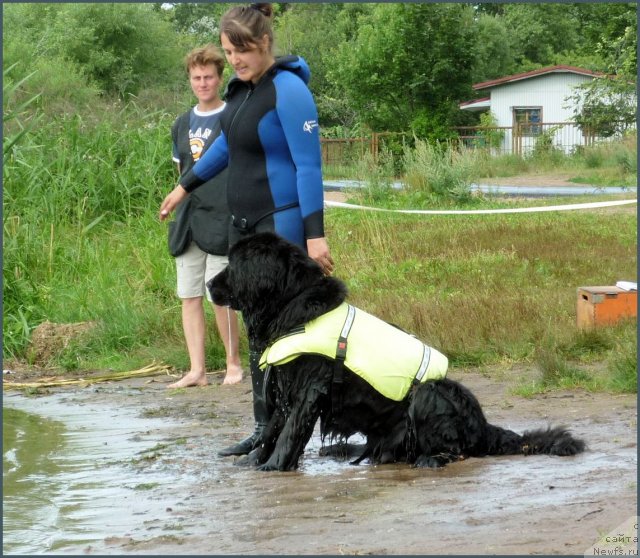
left=249, top=3, right=273, bottom=18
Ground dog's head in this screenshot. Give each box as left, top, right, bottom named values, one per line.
left=208, top=232, right=346, bottom=340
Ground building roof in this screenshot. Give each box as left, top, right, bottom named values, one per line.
left=458, top=97, right=490, bottom=111
left=472, top=65, right=603, bottom=91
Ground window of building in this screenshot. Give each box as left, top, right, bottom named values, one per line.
left=513, top=107, right=542, bottom=136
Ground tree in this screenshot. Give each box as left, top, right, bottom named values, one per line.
left=571, top=2, right=637, bottom=76
left=274, top=3, right=358, bottom=128
left=157, top=3, right=232, bottom=44
left=328, top=3, right=477, bottom=137
left=49, top=3, right=184, bottom=97
left=566, top=3, right=636, bottom=138
left=3, top=3, right=101, bottom=111
left=471, top=13, right=517, bottom=83
left=568, top=77, right=637, bottom=138
left=501, top=4, right=581, bottom=68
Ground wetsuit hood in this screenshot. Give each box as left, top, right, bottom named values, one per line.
left=223, top=55, right=311, bottom=99
left=273, top=55, right=311, bottom=85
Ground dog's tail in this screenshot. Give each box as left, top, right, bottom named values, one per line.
left=485, top=424, right=585, bottom=457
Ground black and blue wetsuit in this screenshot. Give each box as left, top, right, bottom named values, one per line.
left=179, top=55, right=324, bottom=250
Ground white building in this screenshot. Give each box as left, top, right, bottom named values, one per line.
left=459, top=65, right=604, bottom=154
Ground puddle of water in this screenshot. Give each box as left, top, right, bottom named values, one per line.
left=2, top=390, right=197, bottom=554
left=3, top=407, right=67, bottom=552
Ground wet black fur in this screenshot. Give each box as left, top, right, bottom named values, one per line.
left=208, top=232, right=585, bottom=471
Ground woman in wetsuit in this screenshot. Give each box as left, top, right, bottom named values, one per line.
left=159, top=3, right=334, bottom=456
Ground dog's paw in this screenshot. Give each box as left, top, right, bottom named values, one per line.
left=234, top=454, right=251, bottom=466
left=413, top=454, right=450, bottom=468
left=256, top=462, right=279, bottom=471
left=246, top=447, right=264, bottom=466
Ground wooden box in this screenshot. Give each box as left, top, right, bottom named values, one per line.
left=576, top=286, right=637, bottom=329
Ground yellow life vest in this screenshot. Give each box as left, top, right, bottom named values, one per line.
left=259, top=302, right=448, bottom=401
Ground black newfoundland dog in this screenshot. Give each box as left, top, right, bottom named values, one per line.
left=208, top=232, right=585, bottom=471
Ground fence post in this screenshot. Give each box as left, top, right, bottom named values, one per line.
left=512, top=124, right=521, bottom=156
left=371, top=132, right=378, bottom=164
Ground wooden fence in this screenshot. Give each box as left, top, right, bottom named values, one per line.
left=320, top=132, right=404, bottom=166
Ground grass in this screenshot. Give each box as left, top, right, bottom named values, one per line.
left=514, top=322, right=638, bottom=396
left=3, top=94, right=637, bottom=394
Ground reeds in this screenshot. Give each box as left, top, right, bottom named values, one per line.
left=3, top=362, right=173, bottom=390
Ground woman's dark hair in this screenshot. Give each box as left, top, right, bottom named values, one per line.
left=220, top=3, right=274, bottom=51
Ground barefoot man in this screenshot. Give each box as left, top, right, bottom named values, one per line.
left=165, top=45, right=243, bottom=388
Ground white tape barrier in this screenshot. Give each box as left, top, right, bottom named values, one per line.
left=324, top=198, right=637, bottom=215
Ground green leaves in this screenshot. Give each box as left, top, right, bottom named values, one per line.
left=568, top=77, right=637, bottom=138
left=3, top=64, right=42, bottom=156
left=328, top=4, right=477, bottom=135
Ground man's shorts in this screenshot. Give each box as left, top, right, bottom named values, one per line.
left=176, top=242, right=228, bottom=302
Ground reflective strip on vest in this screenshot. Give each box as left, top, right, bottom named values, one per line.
left=259, top=302, right=448, bottom=401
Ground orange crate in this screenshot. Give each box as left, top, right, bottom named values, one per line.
left=576, top=286, right=637, bottom=329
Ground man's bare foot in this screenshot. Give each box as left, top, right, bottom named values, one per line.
left=166, top=370, right=208, bottom=388
left=222, top=364, right=243, bottom=385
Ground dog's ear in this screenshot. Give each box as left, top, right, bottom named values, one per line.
left=226, top=232, right=324, bottom=308
left=207, top=267, right=239, bottom=309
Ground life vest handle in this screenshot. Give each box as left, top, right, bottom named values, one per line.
left=331, top=304, right=357, bottom=424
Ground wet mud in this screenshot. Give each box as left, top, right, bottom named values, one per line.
left=3, top=367, right=637, bottom=555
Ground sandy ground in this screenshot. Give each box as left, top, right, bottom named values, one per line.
left=4, top=363, right=637, bottom=555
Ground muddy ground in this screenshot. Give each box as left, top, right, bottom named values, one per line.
left=4, top=363, right=637, bottom=556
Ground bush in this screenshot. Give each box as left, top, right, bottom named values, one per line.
left=3, top=3, right=185, bottom=99
left=403, top=139, right=479, bottom=202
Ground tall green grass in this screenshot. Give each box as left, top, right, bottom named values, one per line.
left=403, top=140, right=481, bottom=202
left=514, top=322, right=638, bottom=395
left=3, top=97, right=179, bottom=361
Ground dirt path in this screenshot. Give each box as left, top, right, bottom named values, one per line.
left=4, top=365, right=636, bottom=555
left=476, top=172, right=590, bottom=187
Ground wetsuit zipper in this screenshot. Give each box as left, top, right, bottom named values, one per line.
left=225, top=65, right=280, bottom=217
left=227, top=87, right=253, bottom=146
left=227, top=86, right=254, bottom=210
left=227, top=66, right=275, bottom=147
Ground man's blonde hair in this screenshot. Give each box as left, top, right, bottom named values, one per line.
left=185, top=44, right=225, bottom=77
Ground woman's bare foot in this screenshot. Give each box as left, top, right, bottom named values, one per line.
left=222, top=364, right=243, bottom=385
left=166, top=370, right=208, bottom=388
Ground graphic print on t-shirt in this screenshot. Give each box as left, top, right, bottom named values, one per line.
left=188, top=105, right=224, bottom=162
left=189, top=126, right=213, bottom=161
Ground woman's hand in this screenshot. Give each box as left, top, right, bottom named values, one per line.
left=307, top=237, right=334, bottom=276
left=159, top=185, right=188, bottom=221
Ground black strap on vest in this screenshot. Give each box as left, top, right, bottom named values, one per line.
left=330, top=305, right=356, bottom=424
left=231, top=201, right=300, bottom=232
left=176, top=111, right=191, bottom=163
